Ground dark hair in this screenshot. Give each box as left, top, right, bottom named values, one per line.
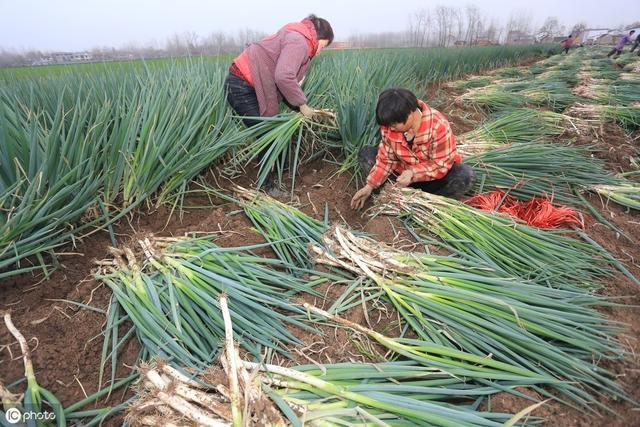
left=375, top=88, right=418, bottom=126
left=631, top=30, right=636, bottom=34
left=307, top=14, right=334, bottom=45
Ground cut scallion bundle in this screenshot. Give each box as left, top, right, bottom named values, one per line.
left=235, top=185, right=328, bottom=271
left=307, top=226, right=630, bottom=412
left=373, top=187, right=612, bottom=289
left=459, top=109, right=566, bottom=145
left=593, top=182, right=640, bottom=210
left=465, top=142, right=618, bottom=206
left=96, top=236, right=331, bottom=369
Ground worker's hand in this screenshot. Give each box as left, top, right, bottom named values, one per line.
left=351, top=184, right=374, bottom=210
left=395, top=170, right=414, bottom=188
left=299, top=104, right=315, bottom=118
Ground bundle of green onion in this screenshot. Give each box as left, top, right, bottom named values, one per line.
left=536, top=68, right=579, bottom=87
left=602, top=104, right=640, bottom=131
left=568, top=104, right=640, bottom=132
left=307, top=225, right=627, bottom=412
left=465, top=142, right=618, bottom=205
left=527, top=63, right=549, bottom=75
left=459, top=87, right=529, bottom=112
left=252, top=360, right=545, bottom=426
left=235, top=185, right=328, bottom=271
left=493, top=67, right=531, bottom=79
left=519, top=82, right=579, bottom=112
left=614, top=52, right=640, bottom=68
left=127, top=357, right=545, bottom=427
left=96, top=236, right=330, bottom=369
left=451, top=75, right=495, bottom=90
left=230, top=111, right=337, bottom=192
left=593, top=181, right=640, bottom=210
left=373, top=187, right=611, bottom=289
left=458, top=109, right=566, bottom=145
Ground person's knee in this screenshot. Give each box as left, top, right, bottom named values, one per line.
left=358, top=146, right=378, bottom=175
left=457, top=163, right=476, bottom=188
left=441, top=163, right=476, bottom=198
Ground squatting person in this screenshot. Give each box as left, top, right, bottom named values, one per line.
left=351, top=88, right=475, bottom=210
left=224, top=14, right=334, bottom=194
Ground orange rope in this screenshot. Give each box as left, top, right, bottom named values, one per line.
left=465, top=190, right=583, bottom=229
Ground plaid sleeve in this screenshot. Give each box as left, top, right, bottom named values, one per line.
left=366, top=137, right=398, bottom=188
left=409, top=111, right=458, bottom=182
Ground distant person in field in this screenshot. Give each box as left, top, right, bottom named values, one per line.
left=224, top=14, right=333, bottom=194
left=607, top=30, right=636, bottom=57
left=351, top=89, right=476, bottom=210
left=560, top=35, right=574, bottom=54
left=630, top=33, right=640, bottom=53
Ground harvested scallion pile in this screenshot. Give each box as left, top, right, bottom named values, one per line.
left=229, top=111, right=337, bottom=192
left=96, top=236, right=333, bottom=369
left=252, top=360, right=546, bottom=427
left=235, top=185, right=328, bottom=271
left=458, top=108, right=566, bottom=145
left=465, top=142, right=618, bottom=205
left=593, top=181, right=640, bottom=210
left=308, top=225, right=630, bottom=413
left=373, top=187, right=611, bottom=289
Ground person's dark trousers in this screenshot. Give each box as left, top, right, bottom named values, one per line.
left=224, top=72, right=286, bottom=194
left=564, top=48, right=570, bottom=54
left=607, top=48, right=621, bottom=57
left=224, top=73, right=261, bottom=128
left=409, top=163, right=476, bottom=198
left=357, top=146, right=476, bottom=199
left=630, top=42, right=639, bottom=52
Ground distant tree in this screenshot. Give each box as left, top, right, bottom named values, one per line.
left=464, top=5, right=485, bottom=45
left=569, top=22, right=588, bottom=40
left=486, top=18, right=501, bottom=43
left=0, top=49, right=24, bottom=67
left=408, top=9, right=431, bottom=47
left=538, top=16, right=566, bottom=39
left=506, top=11, right=533, bottom=35
left=434, top=6, right=459, bottom=47
left=236, top=28, right=266, bottom=48
left=183, top=31, right=200, bottom=55
left=166, top=34, right=185, bottom=56
left=347, top=31, right=409, bottom=48
left=202, top=32, right=234, bottom=55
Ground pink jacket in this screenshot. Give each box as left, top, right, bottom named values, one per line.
left=233, top=20, right=318, bottom=116
left=561, top=37, right=574, bottom=48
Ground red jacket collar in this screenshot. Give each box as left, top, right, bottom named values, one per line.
left=282, top=19, right=319, bottom=58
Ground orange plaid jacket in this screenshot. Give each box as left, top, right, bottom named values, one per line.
left=366, top=100, right=461, bottom=188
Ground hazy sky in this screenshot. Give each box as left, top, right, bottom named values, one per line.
left=1, top=0, right=635, bottom=52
